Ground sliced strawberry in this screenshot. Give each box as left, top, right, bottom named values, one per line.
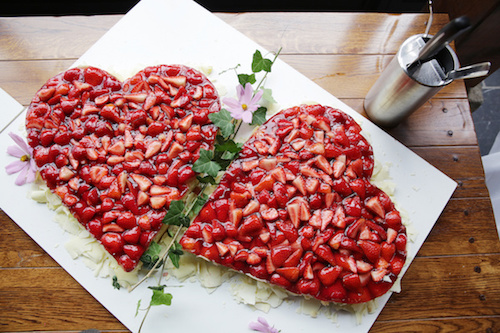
left=342, top=273, right=362, bottom=292
left=276, top=267, right=300, bottom=282
left=238, top=215, right=263, bottom=236
left=358, top=240, right=382, bottom=264
left=318, top=265, right=342, bottom=286
left=366, top=196, right=385, bottom=218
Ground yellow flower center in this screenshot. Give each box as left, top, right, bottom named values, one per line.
left=20, top=154, right=30, bottom=162
left=242, top=104, right=248, bottom=110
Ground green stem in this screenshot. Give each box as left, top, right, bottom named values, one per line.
left=230, top=119, right=243, bottom=141
left=138, top=305, right=152, bottom=333
left=254, top=47, right=282, bottom=92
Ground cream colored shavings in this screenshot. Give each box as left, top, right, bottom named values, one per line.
left=229, top=275, right=287, bottom=313
left=350, top=300, right=379, bottom=324
left=371, top=160, right=396, bottom=196
left=296, top=298, right=323, bottom=318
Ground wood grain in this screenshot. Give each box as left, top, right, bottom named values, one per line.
left=0, top=15, right=121, bottom=61
left=380, top=255, right=500, bottom=320
left=372, top=317, right=499, bottom=332
left=0, top=13, right=451, bottom=61
left=0, top=268, right=126, bottom=331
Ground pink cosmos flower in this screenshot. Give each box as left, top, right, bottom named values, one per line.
left=5, top=132, right=37, bottom=186
left=223, top=83, right=264, bottom=124
left=248, top=317, right=280, bottom=333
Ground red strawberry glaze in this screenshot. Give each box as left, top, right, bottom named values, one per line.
left=180, top=104, right=407, bottom=304
left=26, top=65, right=220, bottom=271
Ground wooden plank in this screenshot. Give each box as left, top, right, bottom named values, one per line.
left=0, top=59, right=75, bottom=105
left=1, top=211, right=57, bottom=268
left=379, top=255, right=500, bottom=321
left=372, top=316, right=500, bottom=332
left=452, top=178, right=491, bottom=199
left=0, top=13, right=451, bottom=61
left=419, top=198, right=500, bottom=256
left=0, top=268, right=126, bottom=332
left=216, top=12, right=451, bottom=55
left=411, top=146, right=485, bottom=180
left=0, top=15, right=121, bottom=61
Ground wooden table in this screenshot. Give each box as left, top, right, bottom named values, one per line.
left=1, top=11, right=499, bottom=333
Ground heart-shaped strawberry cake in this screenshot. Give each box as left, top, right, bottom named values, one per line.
left=180, top=104, right=407, bottom=304
left=26, top=65, right=220, bottom=271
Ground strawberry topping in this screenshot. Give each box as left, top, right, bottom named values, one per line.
left=26, top=65, right=220, bottom=271
left=180, top=104, right=407, bottom=303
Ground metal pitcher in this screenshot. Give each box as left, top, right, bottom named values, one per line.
left=364, top=34, right=460, bottom=127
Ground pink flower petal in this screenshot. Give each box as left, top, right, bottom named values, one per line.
left=222, top=97, right=241, bottom=109
left=257, top=317, right=269, bottom=326
left=248, top=321, right=266, bottom=331
left=25, top=169, right=36, bottom=184
left=8, top=132, right=31, bottom=155
left=229, top=108, right=244, bottom=120
left=7, top=145, right=25, bottom=158
left=5, top=160, right=26, bottom=174
left=236, top=84, right=245, bottom=98
left=250, top=89, right=264, bottom=105
left=240, top=83, right=254, bottom=105
left=246, top=104, right=260, bottom=114
left=25, top=159, right=37, bottom=183
left=242, top=110, right=253, bottom=124
left=14, top=164, right=29, bottom=186
left=249, top=317, right=279, bottom=333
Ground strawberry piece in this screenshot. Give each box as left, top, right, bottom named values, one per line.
left=318, top=265, right=342, bottom=286
left=358, top=240, right=382, bottom=264
left=366, top=196, right=385, bottom=218
left=297, top=277, right=321, bottom=296
left=101, top=232, right=124, bottom=255
left=342, top=273, right=362, bottom=292
left=270, top=245, right=293, bottom=267
left=239, top=215, right=263, bottom=236
left=276, top=267, right=300, bottom=282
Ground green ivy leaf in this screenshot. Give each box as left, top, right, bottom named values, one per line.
left=252, top=50, right=273, bottom=73
left=238, top=73, right=256, bottom=86
left=112, top=276, right=121, bottom=290
left=212, top=150, right=232, bottom=169
left=214, top=139, right=243, bottom=153
left=251, top=107, right=268, bottom=126
left=168, top=241, right=183, bottom=269
left=192, top=149, right=222, bottom=177
left=196, top=175, right=217, bottom=185
left=221, top=150, right=239, bottom=160
left=140, top=241, right=163, bottom=270
left=261, top=87, right=276, bottom=104
left=162, top=200, right=190, bottom=227
left=148, top=285, right=173, bottom=306
left=191, top=193, right=209, bottom=216
left=208, top=109, right=235, bottom=138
